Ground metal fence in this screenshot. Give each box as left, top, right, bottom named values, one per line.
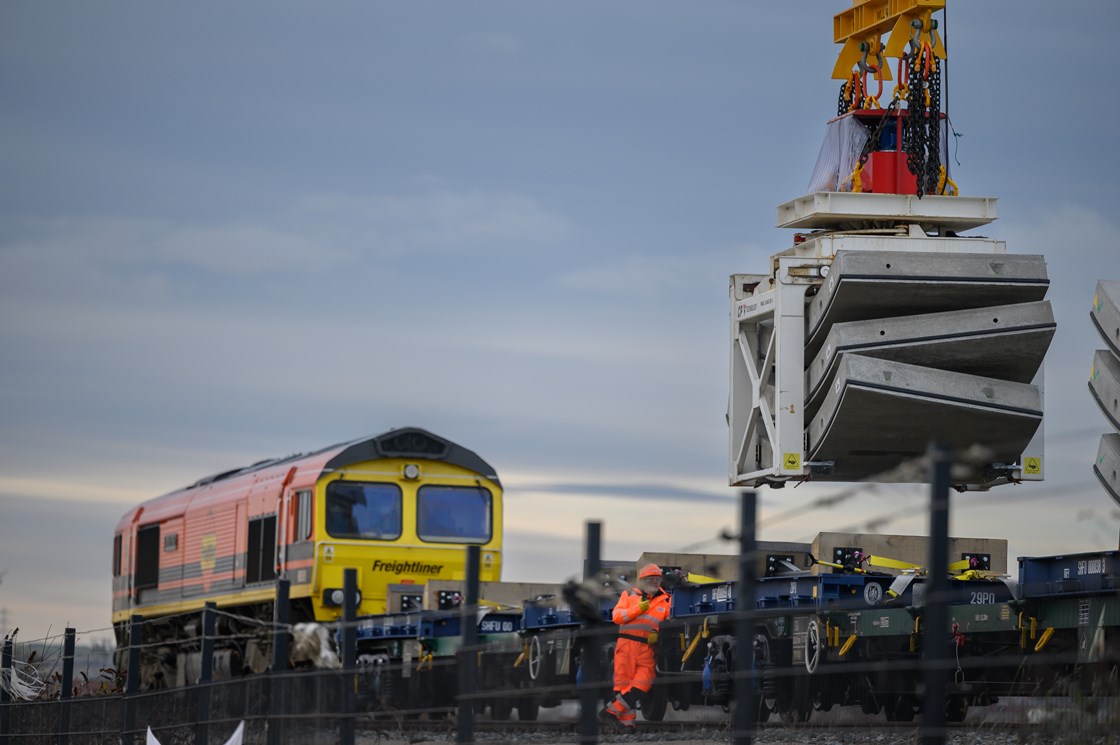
left=3, top=448, right=1119, bottom=745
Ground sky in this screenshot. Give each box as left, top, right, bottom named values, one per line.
left=2, top=1, right=1119, bottom=646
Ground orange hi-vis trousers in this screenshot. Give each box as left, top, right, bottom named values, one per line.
left=604, top=638, right=655, bottom=724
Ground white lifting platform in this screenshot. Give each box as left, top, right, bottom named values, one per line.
left=729, top=192, right=1050, bottom=489
left=777, top=192, right=998, bottom=232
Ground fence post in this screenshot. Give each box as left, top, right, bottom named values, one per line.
left=1, top=636, right=13, bottom=743
left=122, top=615, right=142, bottom=745
left=921, top=442, right=952, bottom=745
left=733, top=490, right=758, bottom=745
left=268, top=579, right=291, bottom=745
left=457, top=545, right=481, bottom=745
left=577, top=521, right=602, bottom=745
left=57, top=628, right=75, bottom=745
left=340, top=569, right=357, bottom=745
left=195, top=602, right=216, bottom=745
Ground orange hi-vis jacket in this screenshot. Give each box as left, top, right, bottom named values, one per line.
left=612, top=587, right=671, bottom=644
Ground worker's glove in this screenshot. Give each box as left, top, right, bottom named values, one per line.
left=638, top=598, right=650, bottom=612
left=646, top=631, right=659, bottom=646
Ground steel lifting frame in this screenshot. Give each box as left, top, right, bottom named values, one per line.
left=728, top=222, right=1046, bottom=489
left=729, top=255, right=829, bottom=487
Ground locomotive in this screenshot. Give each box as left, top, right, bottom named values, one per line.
left=111, top=427, right=503, bottom=685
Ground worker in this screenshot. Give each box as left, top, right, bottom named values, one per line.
left=600, top=563, right=671, bottom=731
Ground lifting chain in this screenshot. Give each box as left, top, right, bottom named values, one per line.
left=904, top=31, right=942, bottom=198
left=848, top=82, right=903, bottom=192
left=837, top=71, right=864, bottom=115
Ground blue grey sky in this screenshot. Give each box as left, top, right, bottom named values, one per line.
left=2, top=1, right=1118, bottom=643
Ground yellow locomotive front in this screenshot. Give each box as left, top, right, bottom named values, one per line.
left=300, top=453, right=503, bottom=620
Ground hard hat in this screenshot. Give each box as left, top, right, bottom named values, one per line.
left=638, top=563, right=662, bottom=579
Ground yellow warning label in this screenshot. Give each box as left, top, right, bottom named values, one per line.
left=783, top=452, right=802, bottom=470
left=1024, top=457, right=1041, bottom=475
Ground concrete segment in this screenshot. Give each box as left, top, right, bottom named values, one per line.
left=638, top=544, right=813, bottom=583
left=1091, top=280, right=1120, bottom=358
left=810, top=533, right=1008, bottom=576
left=806, top=301, right=1055, bottom=414
left=805, top=250, right=1050, bottom=358
left=421, top=580, right=565, bottom=611
left=1090, top=348, right=1120, bottom=432
left=808, top=354, right=1042, bottom=482
left=1094, top=434, right=1120, bottom=508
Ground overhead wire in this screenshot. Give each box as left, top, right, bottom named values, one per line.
left=678, top=417, right=1115, bottom=553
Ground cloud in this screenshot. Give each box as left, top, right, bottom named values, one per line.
left=0, top=188, right=572, bottom=305
left=294, top=190, right=572, bottom=257
left=554, top=243, right=760, bottom=297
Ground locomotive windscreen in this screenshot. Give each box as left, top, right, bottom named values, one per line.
left=417, top=485, right=492, bottom=543
left=325, top=481, right=403, bottom=540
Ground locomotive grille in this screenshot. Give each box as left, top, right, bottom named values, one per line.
left=378, top=431, right=449, bottom=458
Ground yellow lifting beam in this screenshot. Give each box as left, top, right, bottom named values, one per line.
left=832, top=0, right=947, bottom=80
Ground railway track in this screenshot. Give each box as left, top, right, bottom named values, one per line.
left=349, top=719, right=1120, bottom=745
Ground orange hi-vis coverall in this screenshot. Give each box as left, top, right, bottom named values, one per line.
left=602, top=587, right=671, bottom=726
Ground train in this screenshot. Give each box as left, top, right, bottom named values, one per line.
left=109, top=429, right=1120, bottom=729
left=331, top=544, right=1120, bottom=726
left=111, top=427, right=504, bottom=686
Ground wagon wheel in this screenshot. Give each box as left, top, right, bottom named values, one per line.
left=640, top=684, right=668, bottom=722
left=490, top=695, right=513, bottom=720
left=516, top=695, right=540, bottom=721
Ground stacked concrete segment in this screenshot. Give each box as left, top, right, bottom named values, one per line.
left=805, top=250, right=1053, bottom=480
left=806, top=301, right=1055, bottom=414
left=1090, top=280, right=1120, bottom=506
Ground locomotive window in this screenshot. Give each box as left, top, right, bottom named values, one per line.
left=135, top=524, right=160, bottom=590
left=417, top=485, right=491, bottom=544
left=325, top=481, right=401, bottom=540
left=113, top=534, right=122, bottom=577
left=296, top=489, right=312, bottom=540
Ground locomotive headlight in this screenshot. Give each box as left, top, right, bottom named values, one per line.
left=403, top=463, right=420, bottom=480
left=325, top=588, right=362, bottom=607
